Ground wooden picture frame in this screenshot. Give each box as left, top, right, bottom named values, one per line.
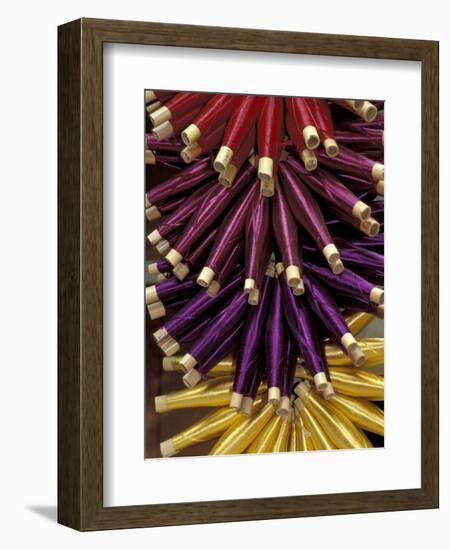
left=58, top=18, right=439, bottom=531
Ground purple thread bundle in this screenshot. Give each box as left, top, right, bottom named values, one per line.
left=204, top=178, right=259, bottom=275
left=145, top=157, right=215, bottom=207
left=245, top=191, right=271, bottom=285
left=214, top=240, right=244, bottom=288
left=272, top=182, right=301, bottom=274
left=162, top=271, right=243, bottom=342
left=316, top=145, right=379, bottom=181
left=265, top=277, right=288, bottom=392
left=172, top=162, right=255, bottom=258
left=279, top=161, right=334, bottom=253
left=280, top=338, right=298, bottom=398
left=279, top=269, right=326, bottom=378
left=153, top=275, right=199, bottom=304
left=233, top=275, right=274, bottom=395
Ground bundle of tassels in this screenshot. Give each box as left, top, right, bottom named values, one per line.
left=145, top=91, right=384, bottom=457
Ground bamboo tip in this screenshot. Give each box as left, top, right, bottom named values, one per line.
left=181, top=123, right=201, bottom=146
left=323, top=243, right=340, bottom=266
left=257, top=156, right=274, bottom=182
left=260, top=177, right=275, bottom=197
left=321, top=383, right=335, bottom=400
left=303, top=125, right=320, bottom=150
left=244, top=278, right=256, bottom=293
left=207, top=280, right=221, bottom=297
left=147, top=262, right=159, bottom=274
left=182, top=368, right=202, bottom=388
left=240, top=396, right=254, bottom=416
left=313, top=372, right=329, bottom=391
left=145, top=90, right=156, bottom=104
left=268, top=386, right=281, bottom=405
left=145, top=285, right=158, bottom=305
left=152, top=121, right=174, bottom=141
left=286, top=265, right=301, bottom=288
left=230, top=392, right=243, bottom=410
left=145, top=149, right=156, bottom=165
left=153, top=327, right=169, bottom=345
left=161, top=337, right=180, bottom=357
left=275, top=262, right=285, bottom=275
left=173, top=262, right=190, bottom=281
left=156, top=239, right=170, bottom=256
left=197, top=266, right=215, bottom=288
left=301, top=149, right=318, bottom=171
left=323, top=138, right=339, bottom=157
left=294, top=397, right=305, bottom=411
left=160, top=438, right=177, bottom=458
left=371, top=162, right=384, bottom=181
left=218, top=164, right=237, bottom=188
left=155, top=395, right=169, bottom=413
left=145, top=195, right=152, bottom=208
left=147, top=301, right=166, bottom=320
left=179, top=353, right=197, bottom=373
left=149, top=105, right=171, bottom=127
left=370, top=287, right=384, bottom=305
left=341, top=332, right=366, bottom=366
left=331, top=260, right=345, bottom=275
left=276, top=396, right=291, bottom=417
left=248, top=288, right=260, bottom=306
left=180, top=143, right=202, bottom=164
left=213, top=145, right=233, bottom=172
left=352, top=200, right=371, bottom=221
left=361, top=102, right=378, bottom=122
left=162, top=357, right=176, bottom=371
left=360, top=217, right=380, bottom=237
left=166, top=248, right=183, bottom=267
left=375, top=179, right=384, bottom=195
left=146, top=100, right=162, bottom=115
left=293, top=278, right=305, bottom=296
left=145, top=206, right=161, bottom=222
left=147, top=229, right=162, bottom=246
left=294, top=381, right=311, bottom=400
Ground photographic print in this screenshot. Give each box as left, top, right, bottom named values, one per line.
left=144, top=92, right=384, bottom=458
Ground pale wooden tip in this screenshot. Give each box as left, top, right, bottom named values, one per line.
left=248, top=288, right=260, bottom=306
left=149, top=105, right=171, bottom=127
left=160, top=438, right=177, bottom=457
left=156, top=239, right=170, bottom=256
left=301, top=149, right=318, bottom=171
left=145, top=90, right=156, bottom=104
left=145, top=195, right=152, bottom=208
left=302, top=125, right=320, bottom=150
left=145, top=285, right=158, bottom=305
left=145, top=149, right=156, bottom=165
left=146, top=100, right=162, bottom=114
left=162, top=357, right=176, bottom=371
left=147, top=262, right=160, bottom=275
left=371, top=162, right=384, bottom=181
left=323, top=243, right=340, bottom=266
left=240, top=397, right=254, bottom=416
left=197, top=267, right=215, bottom=288
left=331, top=259, right=345, bottom=275
left=179, top=353, right=197, bottom=373
left=294, top=380, right=311, bottom=400
left=275, top=262, right=285, bottom=275
left=213, top=145, right=233, bottom=172
left=260, top=177, right=275, bottom=198
left=147, top=302, right=166, bottom=321
left=153, top=327, right=169, bottom=345
left=277, top=396, right=291, bottom=417
left=145, top=206, right=161, bottom=222
left=180, top=143, right=202, bottom=164
left=147, top=229, right=162, bottom=246
left=152, top=121, right=174, bottom=141
left=360, top=217, right=380, bottom=237
left=182, top=368, right=202, bottom=388
left=244, top=278, right=256, bottom=293
left=181, top=123, right=201, bottom=146
left=155, top=395, right=169, bottom=413
left=313, top=372, right=328, bottom=391
left=207, top=280, right=221, bottom=297
left=352, top=200, right=371, bottom=221
left=286, top=265, right=301, bottom=288
left=370, top=287, right=384, bottom=305
left=257, top=156, right=274, bottom=182
left=359, top=101, right=378, bottom=122
left=341, top=332, right=366, bottom=367
left=166, top=248, right=183, bottom=267
left=230, top=392, right=243, bottom=410
left=293, top=279, right=305, bottom=295
left=268, top=386, right=281, bottom=405
left=218, top=164, right=237, bottom=188
left=173, top=262, right=190, bottom=281
left=161, top=336, right=180, bottom=357
left=376, top=179, right=384, bottom=195
left=321, top=382, right=336, bottom=400
left=323, top=138, right=339, bottom=157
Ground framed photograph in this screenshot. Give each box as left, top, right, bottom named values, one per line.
left=58, top=18, right=439, bottom=531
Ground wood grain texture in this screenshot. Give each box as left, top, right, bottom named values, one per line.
left=58, top=18, right=439, bottom=531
